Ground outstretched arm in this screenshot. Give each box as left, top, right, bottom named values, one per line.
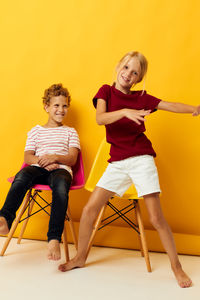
left=96, top=99, right=151, bottom=125
left=157, top=101, right=200, bottom=116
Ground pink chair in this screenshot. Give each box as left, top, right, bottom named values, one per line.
left=0, top=152, right=84, bottom=261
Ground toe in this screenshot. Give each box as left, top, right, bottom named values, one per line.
left=58, top=264, right=66, bottom=272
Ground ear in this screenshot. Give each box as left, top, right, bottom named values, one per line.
left=44, top=104, right=49, bottom=112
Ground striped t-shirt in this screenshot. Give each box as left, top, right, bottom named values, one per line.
left=24, top=125, right=80, bottom=175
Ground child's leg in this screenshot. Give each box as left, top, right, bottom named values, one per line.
left=143, top=193, right=192, bottom=288
left=0, top=216, right=9, bottom=235
left=58, top=186, right=115, bottom=271
left=47, top=169, right=72, bottom=260
left=0, top=166, right=45, bottom=234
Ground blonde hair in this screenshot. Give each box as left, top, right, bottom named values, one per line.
left=42, top=83, right=71, bottom=107
left=116, top=51, right=148, bottom=83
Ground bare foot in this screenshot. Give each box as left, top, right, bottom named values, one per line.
left=172, top=266, right=192, bottom=288
left=0, top=216, right=9, bottom=235
left=47, top=240, right=61, bottom=261
left=58, top=256, right=85, bottom=272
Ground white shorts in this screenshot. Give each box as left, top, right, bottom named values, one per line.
left=96, top=155, right=161, bottom=198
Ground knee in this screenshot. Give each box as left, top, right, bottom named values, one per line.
left=82, top=204, right=98, bottom=223
left=51, top=179, right=70, bottom=194
left=50, top=172, right=71, bottom=193
left=149, top=214, right=166, bottom=230
left=13, top=169, right=31, bottom=186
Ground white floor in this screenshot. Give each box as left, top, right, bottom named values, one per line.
left=0, top=237, right=200, bottom=300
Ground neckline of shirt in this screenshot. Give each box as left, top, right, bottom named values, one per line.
left=111, top=84, right=145, bottom=98
left=37, top=125, right=66, bottom=129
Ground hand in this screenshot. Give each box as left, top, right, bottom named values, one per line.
left=38, top=154, right=57, bottom=168
left=124, top=109, right=151, bottom=125
left=192, top=105, right=200, bottom=116
left=45, top=163, right=59, bottom=171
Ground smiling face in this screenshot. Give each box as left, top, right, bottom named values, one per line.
left=45, top=95, right=68, bottom=127
left=115, top=56, right=141, bottom=94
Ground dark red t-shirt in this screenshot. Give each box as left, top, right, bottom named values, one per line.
left=93, top=84, right=162, bottom=163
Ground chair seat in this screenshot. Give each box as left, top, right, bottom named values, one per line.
left=8, top=176, right=52, bottom=191
left=7, top=176, right=82, bottom=191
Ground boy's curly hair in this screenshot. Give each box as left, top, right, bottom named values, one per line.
left=42, top=83, right=71, bottom=106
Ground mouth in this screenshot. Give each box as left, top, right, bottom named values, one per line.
left=121, top=75, right=130, bottom=83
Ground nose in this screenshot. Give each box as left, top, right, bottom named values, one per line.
left=58, top=106, right=64, bottom=113
left=125, top=69, right=132, bottom=78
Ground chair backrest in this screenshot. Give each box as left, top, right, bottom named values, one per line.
left=85, top=137, right=138, bottom=198
left=9, top=152, right=85, bottom=191
left=70, top=151, right=85, bottom=189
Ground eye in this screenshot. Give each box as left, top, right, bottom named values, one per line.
left=63, top=105, right=68, bottom=108
left=131, top=71, right=138, bottom=76
left=54, top=104, right=59, bottom=107
left=123, top=65, right=128, bottom=69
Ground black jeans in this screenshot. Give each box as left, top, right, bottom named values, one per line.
left=0, top=166, right=72, bottom=242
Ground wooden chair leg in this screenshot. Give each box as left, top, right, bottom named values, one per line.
left=17, top=192, right=36, bottom=244
left=0, top=191, right=31, bottom=256
left=135, top=201, right=152, bottom=272
left=67, top=206, right=78, bottom=249
left=134, top=201, right=144, bottom=257
left=62, top=222, right=69, bottom=262
left=86, top=204, right=107, bottom=259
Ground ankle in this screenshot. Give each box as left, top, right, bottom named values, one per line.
left=48, top=239, right=60, bottom=244
left=171, top=261, right=182, bottom=271
left=75, top=253, right=87, bottom=263
left=0, top=216, right=9, bottom=234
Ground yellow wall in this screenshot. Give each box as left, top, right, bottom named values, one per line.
left=0, top=0, right=200, bottom=253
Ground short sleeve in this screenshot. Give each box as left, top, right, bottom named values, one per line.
left=24, top=126, right=38, bottom=152
left=93, top=84, right=111, bottom=108
left=144, top=94, right=162, bottom=112
left=69, top=128, right=80, bottom=150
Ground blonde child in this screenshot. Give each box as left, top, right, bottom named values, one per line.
left=58, top=52, right=200, bottom=288
left=0, top=83, right=80, bottom=260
